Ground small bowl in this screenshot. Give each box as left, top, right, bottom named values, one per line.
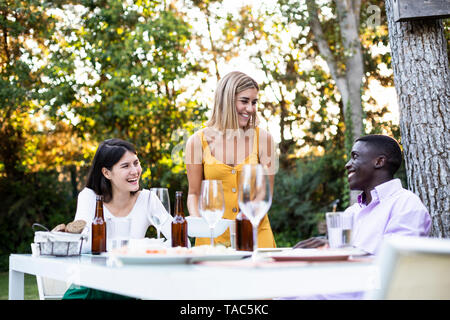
left=185, top=216, right=234, bottom=237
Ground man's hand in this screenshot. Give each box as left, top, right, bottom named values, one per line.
left=293, top=237, right=328, bottom=249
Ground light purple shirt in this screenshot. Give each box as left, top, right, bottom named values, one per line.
left=281, top=179, right=431, bottom=300
left=347, top=178, right=431, bottom=255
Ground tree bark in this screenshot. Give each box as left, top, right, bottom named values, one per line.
left=385, top=0, right=450, bottom=238
left=334, top=0, right=365, bottom=141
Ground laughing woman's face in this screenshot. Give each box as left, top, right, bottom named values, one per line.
left=235, top=88, right=258, bottom=128
left=103, top=151, right=142, bottom=194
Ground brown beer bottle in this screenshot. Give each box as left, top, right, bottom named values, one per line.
left=171, top=191, right=188, bottom=247
left=91, top=194, right=107, bottom=254
left=236, top=211, right=253, bottom=251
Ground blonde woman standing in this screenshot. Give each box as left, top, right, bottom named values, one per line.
left=185, top=71, right=277, bottom=248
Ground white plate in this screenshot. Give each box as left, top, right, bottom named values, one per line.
left=112, top=251, right=251, bottom=265
left=185, top=217, right=234, bottom=237
left=256, top=247, right=291, bottom=253
left=268, top=248, right=368, bottom=262
left=82, top=252, right=110, bottom=258
left=190, top=251, right=251, bottom=263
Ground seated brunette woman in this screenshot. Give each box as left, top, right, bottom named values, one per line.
left=63, top=138, right=172, bottom=300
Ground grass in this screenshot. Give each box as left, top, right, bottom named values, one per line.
left=0, top=272, right=39, bottom=300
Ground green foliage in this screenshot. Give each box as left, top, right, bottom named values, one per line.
left=273, top=230, right=302, bottom=248
left=270, top=161, right=322, bottom=240
left=42, top=0, right=207, bottom=185
left=0, top=1, right=58, bottom=179
left=270, top=137, right=349, bottom=244
left=0, top=171, right=76, bottom=270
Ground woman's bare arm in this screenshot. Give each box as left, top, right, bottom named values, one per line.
left=185, top=133, right=203, bottom=217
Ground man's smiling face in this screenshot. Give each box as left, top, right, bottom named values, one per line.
left=345, top=141, right=378, bottom=191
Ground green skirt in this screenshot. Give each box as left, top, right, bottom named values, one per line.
left=62, top=284, right=138, bottom=300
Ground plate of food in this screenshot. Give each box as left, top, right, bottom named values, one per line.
left=110, top=245, right=251, bottom=265
left=188, top=245, right=251, bottom=263
left=267, top=247, right=368, bottom=262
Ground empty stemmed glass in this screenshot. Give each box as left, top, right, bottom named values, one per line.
left=148, top=188, right=170, bottom=239
left=238, top=164, right=272, bottom=259
left=198, top=180, right=225, bottom=247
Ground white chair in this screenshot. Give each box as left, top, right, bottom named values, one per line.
left=368, top=235, right=450, bottom=300
left=35, top=276, right=69, bottom=300
left=31, top=244, right=69, bottom=300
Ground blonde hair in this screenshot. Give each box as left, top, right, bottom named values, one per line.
left=207, top=71, right=259, bottom=131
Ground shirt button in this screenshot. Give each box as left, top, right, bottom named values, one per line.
left=231, top=169, right=236, bottom=174
left=232, top=207, right=237, bottom=212
left=232, top=188, right=236, bottom=193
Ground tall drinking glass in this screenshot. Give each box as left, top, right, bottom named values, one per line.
left=238, top=164, right=272, bottom=259
left=106, top=217, right=131, bottom=251
left=198, top=180, right=225, bottom=246
left=148, top=188, right=170, bottom=239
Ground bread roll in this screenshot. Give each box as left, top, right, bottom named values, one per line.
left=51, top=224, right=66, bottom=232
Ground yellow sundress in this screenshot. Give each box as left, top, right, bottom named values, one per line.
left=195, top=127, right=276, bottom=248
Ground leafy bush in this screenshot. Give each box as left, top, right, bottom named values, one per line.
left=0, top=171, right=76, bottom=270
left=270, top=153, right=348, bottom=246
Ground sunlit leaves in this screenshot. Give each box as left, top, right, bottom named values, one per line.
left=41, top=0, right=205, bottom=185
left=0, top=0, right=62, bottom=178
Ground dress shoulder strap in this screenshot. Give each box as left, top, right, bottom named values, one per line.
left=254, top=127, right=260, bottom=162
left=199, top=130, right=212, bottom=161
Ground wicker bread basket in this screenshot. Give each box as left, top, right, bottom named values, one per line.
left=32, top=223, right=87, bottom=257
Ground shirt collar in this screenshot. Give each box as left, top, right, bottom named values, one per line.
left=357, top=193, right=366, bottom=207
left=357, top=178, right=403, bottom=207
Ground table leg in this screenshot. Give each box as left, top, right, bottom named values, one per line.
left=9, top=269, right=24, bottom=300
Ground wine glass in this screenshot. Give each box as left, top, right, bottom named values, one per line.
left=148, top=188, right=170, bottom=239
left=238, top=164, right=272, bottom=259
left=198, top=180, right=225, bottom=246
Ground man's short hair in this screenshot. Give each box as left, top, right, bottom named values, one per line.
left=355, top=135, right=403, bottom=176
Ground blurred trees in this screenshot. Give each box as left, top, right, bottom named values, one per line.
left=0, top=1, right=79, bottom=269
left=0, top=0, right=57, bottom=179
left=42, top=0, right=207, bottom=187
left=303, top=0, right=365, bottom=145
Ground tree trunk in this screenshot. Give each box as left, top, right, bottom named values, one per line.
left=306, top=0, right=365, bottom=205
left=334, top=0, right=365, bottom=142
left=385, top=0, right=450, bottom=238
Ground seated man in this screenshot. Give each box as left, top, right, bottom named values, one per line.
left=295, top=134, right=431, bottom=254
left=289, top=134, right=431, bottom=299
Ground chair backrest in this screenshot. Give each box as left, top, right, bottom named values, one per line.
left=31, top=244, right=69, bottom=300
left=36, top=277, right=69, bottom=300
left=370, top=235, right=450, bottom=300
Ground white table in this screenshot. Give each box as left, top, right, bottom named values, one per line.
left=9, top=253, right=379, bottom=300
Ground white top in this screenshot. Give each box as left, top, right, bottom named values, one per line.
left=75, top=188, right=173, bottom=253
